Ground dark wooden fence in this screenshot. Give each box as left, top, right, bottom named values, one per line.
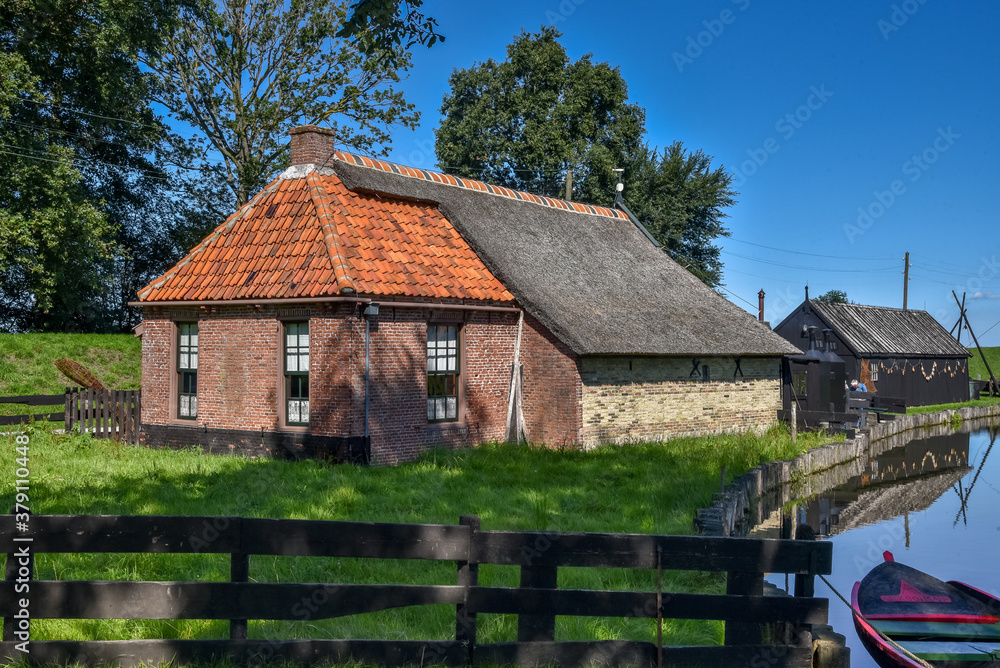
left=0, top=514, right=831, bottom=667
left=0, top=394, right=65, bottom=426
left=65, top=387, right=141, bottom=444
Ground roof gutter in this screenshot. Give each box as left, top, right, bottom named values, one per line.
left=129, top=296, right=521, bottom=313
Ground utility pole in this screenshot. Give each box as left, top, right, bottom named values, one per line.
left=902, top=251, right=910, bottom=310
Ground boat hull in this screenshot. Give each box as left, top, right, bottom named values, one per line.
left=853, top=557, right=1000, bottom=667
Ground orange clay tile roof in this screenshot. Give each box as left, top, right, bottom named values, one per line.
left=139, top=152, right=630, bottom=304
left=138, top=165, right=523, bottom=303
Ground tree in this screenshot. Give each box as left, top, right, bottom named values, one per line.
left=338, top=0, right=443, bottom=57
left=816, top=290, right=849, bottom=304
left=435, top=28, right=735, bottom=287
left=0, top=0, right=178, bottom=331
left=603, top=143, right=735, bottom=287
left=146, top=0, right=421, bottom=210
left=435, top=26, right=646, bottom=199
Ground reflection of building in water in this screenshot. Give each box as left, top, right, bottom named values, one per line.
left=796, top=431, right=970, bottom=538
left=800, top=432, right=970, bottom=537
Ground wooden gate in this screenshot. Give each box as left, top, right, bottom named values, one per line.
left=64, top=388, right=141, bottom=444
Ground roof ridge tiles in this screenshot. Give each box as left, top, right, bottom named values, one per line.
left=323, top=150, right=629, bottom=223
left=306, top=170, right=357, bottom=295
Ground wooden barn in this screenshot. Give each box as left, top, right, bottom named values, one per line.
left=773, top=297, right=970, bottom=407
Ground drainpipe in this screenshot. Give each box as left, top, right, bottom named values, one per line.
left=361, top=303, right=380, bottom=447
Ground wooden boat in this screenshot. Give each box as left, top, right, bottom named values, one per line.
left=853, top=551, right=1000, bottom=667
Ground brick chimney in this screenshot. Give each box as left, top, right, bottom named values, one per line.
left=757, top=289, right=765, bottom=322
left=289, top=125, right=337, bottom=166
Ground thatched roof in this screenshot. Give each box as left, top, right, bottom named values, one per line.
left=805, top=301, right=969, bottom=357
left=331, top=156, right=799, bottom=357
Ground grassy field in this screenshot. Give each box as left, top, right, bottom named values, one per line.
left=0, top=333, right=141, bottom=416
left=2, top=423, right=834, bottom=648
left=968, top=345, right=1000, bottom=383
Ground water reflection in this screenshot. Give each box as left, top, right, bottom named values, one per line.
left=757, top=420, right=1000, bottom=668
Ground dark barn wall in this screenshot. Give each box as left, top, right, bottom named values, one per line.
left=866, top=356, right=969, bottom=406
left=774, top=305, right=970, bottom=407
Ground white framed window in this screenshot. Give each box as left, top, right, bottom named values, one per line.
left=285, top=321, right=310, bottom=425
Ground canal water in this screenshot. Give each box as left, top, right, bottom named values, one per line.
left=756, top=420, right=1000, bottom=667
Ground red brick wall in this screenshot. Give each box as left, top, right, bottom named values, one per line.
left=140, top=303, right=521, bottom=463
left=140, top=318, right=173, bottom=424
left=519, top=314, right=583, bottom=446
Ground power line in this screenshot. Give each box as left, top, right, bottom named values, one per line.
left=0, top=92, right=160, bottom=130
left=727, top=236, right=895, bottom=261
left=721, top=249, right=897, bottom=273
left=0, top=143, right=172, bottom=182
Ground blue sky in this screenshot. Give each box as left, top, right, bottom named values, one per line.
left=381, top=1, right=1000, bottom=347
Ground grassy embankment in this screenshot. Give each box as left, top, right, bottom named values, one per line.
left=0, top=333, right=141, bottom=417
left=0, top=333, right=837, bottom=648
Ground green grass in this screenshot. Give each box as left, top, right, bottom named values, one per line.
left=968, top=346, right=1000, bottom=384
left=907, top=395, right=1000, bottom=415
left=2, top=423, right=835, bottom=648
left=0, top=333, right=141, bottom=416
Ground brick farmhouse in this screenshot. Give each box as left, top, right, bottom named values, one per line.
left=135, top=126, right=800, bottom=464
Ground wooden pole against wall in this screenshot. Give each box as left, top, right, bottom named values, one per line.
left=564, top=169, right=572, bottom=201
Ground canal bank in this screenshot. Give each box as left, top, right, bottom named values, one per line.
left=694, top=404, right=1000, bottom=537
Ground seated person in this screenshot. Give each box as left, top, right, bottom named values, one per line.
left=850, top=379, right=868, bottom=392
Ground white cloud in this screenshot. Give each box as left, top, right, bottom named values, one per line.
left=970, top=291, right=1000, bottom=299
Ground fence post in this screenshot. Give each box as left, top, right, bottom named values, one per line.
left=456, top=514, right=480, bottom=664
left=64, top=387, right=71, bottom=433
left=3, top=508, right=32, bottom=642
left=724, top=570, right=763, bottom=645
left=517, top=538, right=557, bottom=642
left=230, top=517, right=249, bottom=640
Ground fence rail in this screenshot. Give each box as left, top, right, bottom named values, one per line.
left=0, top=394, right=65, bottom=426
left=1, top=514, right=832, bottom=667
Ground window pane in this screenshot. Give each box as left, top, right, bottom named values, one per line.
left=287, top=354, right=298, bottom=372
left=288, top=401, right=300, bottom=424
left=299, top=334, right=309, bottom=347
left=427, top=399, right=435, bottom=421
left=191, top=396, right=198, bottom=415
left=300, top=400, right=309, bottom=422
left=180, top=334, right=189, bottom=346
left=190, top=353, right=198, bottom=369
left=179, top=353, right=189, bottom=369
left=180, top=396, right=190, bottom=417
left=436, top=397, right=446, bottom=418
left=447, top=355, right=456, bottom=372
left=446, top=397, right=457, bottom=419
left=301, top=353, right=309, bottom=371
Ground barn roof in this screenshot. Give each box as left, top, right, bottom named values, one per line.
left=804, top=301, right=969, bottom=357
left=139, top=127, right=799, bottom=357
left=329, top=153, right=797, bottom=357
